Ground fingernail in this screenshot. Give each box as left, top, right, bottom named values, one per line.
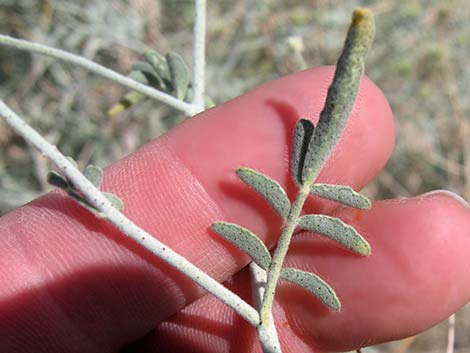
left=421, top=189, right=470, bottom=209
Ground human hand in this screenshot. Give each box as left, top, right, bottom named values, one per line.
left=1, top=66, right=469, bottom=353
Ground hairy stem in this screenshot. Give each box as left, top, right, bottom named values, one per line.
left=250, top=263, right=282, bottom=353
left=446, top=314, right=456, bottom=353
left=259, top=183, right=311, bottom=324
left=191, top=0, right=206, bottom=113
left=259, top=7, right=375, bottom=338
left=0, top=34, right=195, bottom=116
left=0, top=99, right=259, bottom=326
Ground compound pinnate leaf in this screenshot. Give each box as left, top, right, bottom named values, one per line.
left=166, top=52, right=190, bottom=101
left=311, top=183, right=371, bottom=210
left=236, top=167, right=291, bottom=219
left=298, top=214, right=370, bottom=256
left=84, top=164, right=103, bottom=188
left=280, top=267, right=340, bottom=311
left=211, top=221, right=271, bottom=270
left=290, top=119, right=315, bottom=187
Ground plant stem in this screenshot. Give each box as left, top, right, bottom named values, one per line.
left=250, top=263, right=282, bottom=353
left=0, top=99, right=260, bottom=327
left=446, top=314, right=456, bottom=353
left=0, top=34, right=195, bottom=116
left=191, top=0, right=206, bottom=113
left=259, top=182, right=311, bottom=324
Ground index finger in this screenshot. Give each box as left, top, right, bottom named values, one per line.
left=0, top=66, right=394, bottom=352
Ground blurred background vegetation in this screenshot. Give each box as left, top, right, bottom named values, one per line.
left=0, top=0, right=468, bottom=352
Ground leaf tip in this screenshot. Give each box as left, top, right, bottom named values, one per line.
left=350, top=7, right=375, bottom=50
left=361, top=198, right=372, bottom=210
left=352, top=8, right=372, bottom=25
left=331, top=296, right=341, bottom=311
left=211, top=221, right=223, bottom=231
left=235, top=167, right=250, bottom=176
left=358, top=241, right=372, bottom=257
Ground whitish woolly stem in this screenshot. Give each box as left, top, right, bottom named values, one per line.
left=259, top=7, right=375, bottom=336
left=249, top=263, right=281, bottom=353
left=0, top=99, right=259, bottom=327
left=0, top=34, right=195, bottom=116
left=259, top=179, right=311, bottom=325
left=191, top=0, right=206, bottom=113
left=446, top=314, right=456, bottom=353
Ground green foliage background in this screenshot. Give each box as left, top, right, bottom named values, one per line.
left=0, top=1, right=468, bottom=351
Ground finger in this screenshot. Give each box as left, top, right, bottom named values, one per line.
left=0, top=66, right=394, bottom=352
left=122, top=192, right=470, bottom=353
left=286, top=192, right=470, bottom=351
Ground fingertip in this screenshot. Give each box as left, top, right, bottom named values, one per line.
left=283, top=194, right=470, bottom=351
left=419, top=189, right=470, bottom=210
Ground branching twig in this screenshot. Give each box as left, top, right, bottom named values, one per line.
left=0, top=34, right=196, bottom=116
left=0, top=99, right=259, bottom=327
left=191, top=0, right=206, bottom=113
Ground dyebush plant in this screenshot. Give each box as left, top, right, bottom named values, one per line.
left=0, top=2, right=466, bottom=353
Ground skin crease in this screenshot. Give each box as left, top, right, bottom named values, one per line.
left=0, top=66, right=469, bottom=353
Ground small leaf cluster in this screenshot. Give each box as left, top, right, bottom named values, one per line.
left=47, top=157, right=123, bottom=218
left=211, top=8, right=375, bottom=313
left=212, top=119, right=372, bottom=311
left=108, top=50, right=214, bottom=116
